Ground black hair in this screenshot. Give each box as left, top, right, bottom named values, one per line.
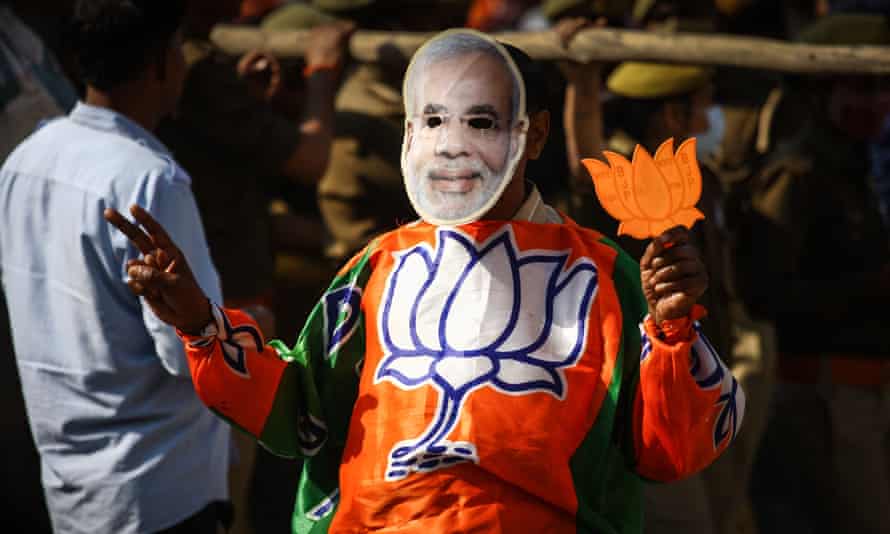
left=68, top=0, right=187, bottom=91
left=604, top=94, right=691, bottom=143
left=501, top=42, right=547, bottom=115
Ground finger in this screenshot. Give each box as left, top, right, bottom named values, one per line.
left=654, top=275, right=708, bottom=297
left=253, top=57, right=270, bottom=72
left=144, top=253, right=158, bottom=269
left=127, top=278, right=149, bottom=296
left=104, top=208, right=155, bottom=254
left=653, top=259, right=704, bottom=283
left=642, top=237, right=691, bottom=270
left=154, top=249, right=171, bottom=270
left=655, top=226, right=691, bottom=249
left=650, top=245, right=701, bottom=270
left=640, top=240, right=660, bottom=271
left=656, top=293, right=699, bottom=321
left=555, top=17, right=591, bottom=47
left=130, top=205, right=177, bottom=250
left=131, top=283, right=177, bottom=320
left=237, top=50, right=265, bottom=74
left=144, top=251, right=174, bottom=272
left=128, top=264, right=178, bottom=287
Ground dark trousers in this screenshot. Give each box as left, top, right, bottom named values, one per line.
left=156, top=501, right=233, bottom=534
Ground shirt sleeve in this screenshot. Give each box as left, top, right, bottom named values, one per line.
left=128, top=163, right=223, bottom=378
left=178, top=304, right=303, bottom=455
left=631, top=317, right=746, bottom=481
left=177, top=245, right=375, bottom=458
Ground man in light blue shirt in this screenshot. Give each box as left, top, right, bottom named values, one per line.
left=0, top=1, right=231, bottom=532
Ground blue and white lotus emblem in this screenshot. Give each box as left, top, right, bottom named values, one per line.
left=375, top=227, right=599, bottom=480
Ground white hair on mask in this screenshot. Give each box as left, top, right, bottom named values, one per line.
left=400, top=29, right=530, bottom=225
left=404, top=32, right=522, bottom=122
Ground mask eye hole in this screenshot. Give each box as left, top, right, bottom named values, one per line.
left=425, top=115, right=443, bottom=128
left=467, top=117, right=495, bottom=130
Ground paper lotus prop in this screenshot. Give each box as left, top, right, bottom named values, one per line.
left=582, top=138, right=705, bottom=239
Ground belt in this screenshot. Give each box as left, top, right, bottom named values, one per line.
left=779, top=354, right=890, bottom=386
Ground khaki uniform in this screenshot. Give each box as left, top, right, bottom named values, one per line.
left=743, top=16, right=890, bottom=532
left=318, top=63, right=414, bottom=260
left=263, top=3, right=415, bottom=262
left=603, top=62, right=775, bottom=534
left=542, top=0, right=634, bottom=22
left=741, top=121, right=890, bottom=534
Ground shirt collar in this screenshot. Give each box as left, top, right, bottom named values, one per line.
left=68, top=101, right=170, bottom=156
left=512, top=182, right=561, bottom=224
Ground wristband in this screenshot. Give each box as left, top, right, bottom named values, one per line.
left=303, top=62, right=339, bottom=78
left=647, top=304, right=707, bottom=343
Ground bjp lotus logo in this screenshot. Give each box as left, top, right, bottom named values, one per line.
left=375, top=227, right=598, bottom=480
left=582, top=138, right=705, bottom=239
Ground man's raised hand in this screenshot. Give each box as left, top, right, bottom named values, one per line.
left=104, top=205, right=212, bottom=334
left=640, top=226, right=709, bottom=325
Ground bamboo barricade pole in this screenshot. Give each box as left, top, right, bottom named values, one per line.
left=210, top=25, right=890, bottom=75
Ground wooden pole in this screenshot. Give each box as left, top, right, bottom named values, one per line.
left=210, top=25, right=890, bottom=75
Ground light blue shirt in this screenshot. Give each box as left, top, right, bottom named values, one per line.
left=0, top=102, right=230, bottom=533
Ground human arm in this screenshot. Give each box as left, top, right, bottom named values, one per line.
left=119, top=174, right=221, bottom=377
left=554, top=18, right=604, bottom=186
left=177, top=22, right=353, bottom=186
left=279, top=21, right=355, bottom=184
left=235, top=22, right=355, bottom=185
left=105, top=205, right=369, bottom=456
left=627, top=227, right=746, bottom=480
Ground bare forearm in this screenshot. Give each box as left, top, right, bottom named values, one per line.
left=284, top=70, right=338, bottom=185
left=563, top=64, right=603, bottom=181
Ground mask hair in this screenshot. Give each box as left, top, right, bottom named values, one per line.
left=405, top=31, right=523, bottom=122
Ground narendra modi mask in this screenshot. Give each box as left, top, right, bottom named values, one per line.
left=402, top=29, right=529, bottom=225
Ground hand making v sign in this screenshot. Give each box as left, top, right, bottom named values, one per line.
left=105, top=205, right=213, bottom=334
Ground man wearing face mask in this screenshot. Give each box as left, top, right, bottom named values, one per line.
left=105, top=30, right=744, bottom=533
left=742, top=14, right=890, bottom=534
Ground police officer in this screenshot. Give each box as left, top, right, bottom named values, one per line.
left=300, top=0, right=471, bottom=263
left=744, top=14, right=890, bottom=534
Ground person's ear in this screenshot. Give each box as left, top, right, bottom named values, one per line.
left=525, top=110, right=550, bottom=160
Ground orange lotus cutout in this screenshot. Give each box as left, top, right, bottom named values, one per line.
left=581, top=137, right=705, bottom=239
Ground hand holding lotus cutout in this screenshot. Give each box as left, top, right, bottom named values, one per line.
left=582, top=138, right=705, bottom=239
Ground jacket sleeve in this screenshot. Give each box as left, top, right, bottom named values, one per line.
left=631, top=314, right=746, bottom=481
left=177, top=245, right=375, bottom=459
left=178, top=304, right=321, bottom=458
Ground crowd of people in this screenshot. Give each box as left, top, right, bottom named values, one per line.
left=0, top=0, right=888, bottom=533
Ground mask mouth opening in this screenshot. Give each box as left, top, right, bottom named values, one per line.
left=401, top=29, right=529, bottom=226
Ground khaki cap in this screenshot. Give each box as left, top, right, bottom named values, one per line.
left=261, top=3, right=338, bottom=30
left=796, top=13, right=890, bottom=46
left=542, top=0, right=633, bottom=20
left=607, top=61, right=712, bottom=99
left=312, top=0, right=375, bottom=13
